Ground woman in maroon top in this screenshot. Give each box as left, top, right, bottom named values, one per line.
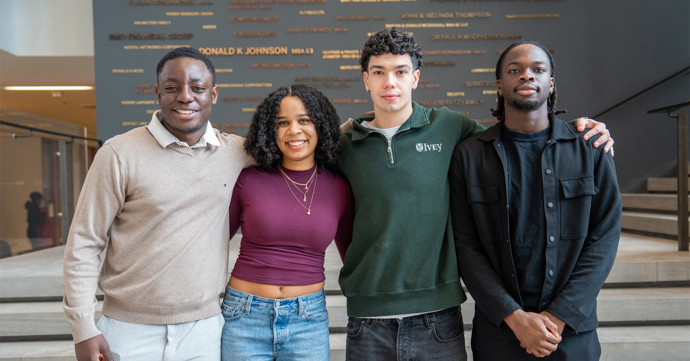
left=221, top=84, right=354, bottom=361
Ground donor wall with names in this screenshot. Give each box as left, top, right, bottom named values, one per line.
left=94, top=0, right=568, bottom=140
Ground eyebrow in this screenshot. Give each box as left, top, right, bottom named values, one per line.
left=506, top=60, right=548, bottom=67
left=277, top=113, right=310, bottom=119
left=369, top=64, right=411, bottom=71
left=161, top=76, right=207, bottom=83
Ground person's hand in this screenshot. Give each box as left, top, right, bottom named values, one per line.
left=504, top=309, right=562, bottom=357
left=576, top=117, right=615, bottom=156
left=540, top=311, right=566, bottom=336
left=339, top=118, right=354, bottom=134
left=75, top=334, right=114, bottom=361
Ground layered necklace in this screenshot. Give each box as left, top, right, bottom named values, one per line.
left=280, top=166, right=318, bottom=215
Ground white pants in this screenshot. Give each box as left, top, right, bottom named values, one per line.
left=97, top=314, right=224, bottom=361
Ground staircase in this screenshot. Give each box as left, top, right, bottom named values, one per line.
left=1, top=234, right=689, bottom=360
left=621, top=163, right=690, bottom=239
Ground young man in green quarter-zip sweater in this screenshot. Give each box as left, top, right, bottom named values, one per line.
left=337, top=28, right=615, bottom=361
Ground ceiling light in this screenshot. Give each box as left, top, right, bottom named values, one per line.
left=4, top=86, right=94, bottom=91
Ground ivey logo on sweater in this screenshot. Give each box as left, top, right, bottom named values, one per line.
left=415, top=143, right=443, bottom=153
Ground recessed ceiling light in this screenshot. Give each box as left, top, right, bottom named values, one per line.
left=3, top=86, right=94, bottom=91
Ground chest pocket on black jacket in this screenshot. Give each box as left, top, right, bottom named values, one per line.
left=559, top=176, right=598, bottom=239
left=467, top=184, right=502, bottom=242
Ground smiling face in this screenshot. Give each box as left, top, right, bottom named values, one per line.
left=155, top=57, right=218, bottom=145
left=363, top=53, right=420, bottom=125
left=275, top=96, right=318, bottom=170
left=497, top=44, right=554, bottom=114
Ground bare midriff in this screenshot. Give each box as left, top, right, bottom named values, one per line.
left=227, top=277, right=324, bottom=299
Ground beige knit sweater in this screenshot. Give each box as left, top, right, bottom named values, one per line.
left=63, top=115, right=251, bottom=343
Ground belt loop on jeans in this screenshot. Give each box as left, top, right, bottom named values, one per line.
left=423, top=312, right=432, bottom=328
left=297, top=296, right=305, bottom=316
left=244, top=294, right=253, bottom=314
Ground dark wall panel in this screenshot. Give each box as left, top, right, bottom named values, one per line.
left=93, top=0, right=689, bottom=192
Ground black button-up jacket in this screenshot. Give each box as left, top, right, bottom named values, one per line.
left=449, top=118, right=621, bottom=334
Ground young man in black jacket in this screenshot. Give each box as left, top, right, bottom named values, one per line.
left=450, top=41, right=621, bottom=360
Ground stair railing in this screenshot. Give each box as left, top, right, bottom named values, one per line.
left=648, top=100, right=690, bottom=251
left=0, top=120, right=103, bottom=147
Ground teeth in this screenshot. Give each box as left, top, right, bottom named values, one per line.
left=177, top=110, right=195, bottom=114
left=288, top=141, right=305, bottom=146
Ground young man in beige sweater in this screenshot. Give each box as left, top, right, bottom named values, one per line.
left=62, top=47, right=253, bottom=361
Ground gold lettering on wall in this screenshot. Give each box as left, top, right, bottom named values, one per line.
left=235, top=32, right=276, bottom=37
left=291, top=48, right=314, bottom=54
left=232, top=17, right=280, bottom=22
left=432, top=34, right=506, bottom=40
left=109, top=33, right=193, bottom=40
left=136, top=84, right=156, bottom=94
left=402, top=12, right=490, bottom=19
left=166, top=12, right=214, bottom=16
left=337, top=16, right=370, bottom=20
left=418, top=99, right=482, bottom=106
left=505, top=14, right=559, bottom=19
left=385, top=22, right=468, bottom=28
left=425, top=61, right=455, bottom=66
left=424, top=49, right=483, bottom=55
left=466, top=81, right=496, bottom=87
left=198, top=47, right=289, bottom=56
left=129, top=0, right=211, bottom=4
left=120, top=100, right=156, bottom=105
left=133, top=20, right=172, bottom=25
left=112, top=68, right=144, bottom=73
left=321, top=50, right=359, bottom=59
left=122, top=44, right=191, bottom=50
left=288, top=28, right=332, bottom=33
left=299, top=10, right=325, bottom=15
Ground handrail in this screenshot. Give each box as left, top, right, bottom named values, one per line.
left=648, top=101, right=690, bottom=252
left=593, top=66, right=690, bottom=119
left=0, top=120, right=103, bottom=147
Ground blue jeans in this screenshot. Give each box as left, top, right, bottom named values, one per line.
left=220, top=286, right=330, bottom=361
left=346, top=306, right=466, bottom=361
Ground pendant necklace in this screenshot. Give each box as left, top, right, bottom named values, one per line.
left=280, top=166, right=316, bottom=201
left=280, top=167, right=318, bottom=215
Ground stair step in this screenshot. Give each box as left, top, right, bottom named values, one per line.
left=2, top=234, right=689, bottom=300
left=2, top=326, right=689, bottom=361
left=648, top=177, right=690, bottom=193
left=622, top=193, right=688, bottom=212
left=621, top=211, right=689, bottom=237
left=3, top=288, right=688, bottom=338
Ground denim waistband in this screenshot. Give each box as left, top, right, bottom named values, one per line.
left=223, top=286, right=325, bottom=313
left=352, top=306, right=461, bottom=327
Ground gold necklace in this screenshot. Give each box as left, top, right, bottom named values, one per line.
left=281, top=168, right=318, bottom=215
left=280, top=166, right=316, bottom=201
left=280, top=167, right=316, bottom=188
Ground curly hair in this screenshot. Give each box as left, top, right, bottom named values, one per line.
left=491, top=40, right=566, bottom=121
left=360, top=28, right=423, bottom=73
left=244, top=84, right=342, bottom=170
left=156, top=47, right=216, bottom=85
